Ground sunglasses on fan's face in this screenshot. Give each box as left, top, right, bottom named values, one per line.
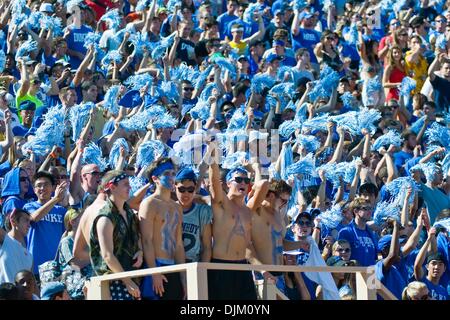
left=177, top=186, right=195, bottom=193
left=232, top=177, right=251, bottom=184
left=337, top=248, right=351, bottom=253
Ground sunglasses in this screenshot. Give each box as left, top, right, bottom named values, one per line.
left=399, top=33, right=408, bottom=36
left=337, top=248, right=351, bottom=253
left=183, top=87, right=194, bottom=91
left=232, top=177, right=251, bottom=184
left=297, top=220, right=312, bottom=227
left=177, top=186, right=195, bottom=193
left=19, top=177, right=29, bottom=182
left=359, top=206, right=373, bottom=211
left=85, top=171, right=101, bottom=176
left=436, top=20, right=447, bottom=23
left=390, top=22, right=400, bottom=26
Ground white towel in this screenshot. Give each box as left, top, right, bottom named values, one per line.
left=303, top=236, right=341, bottom=300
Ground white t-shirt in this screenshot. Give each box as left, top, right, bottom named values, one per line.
left=0, top=234, right=33, bottom=283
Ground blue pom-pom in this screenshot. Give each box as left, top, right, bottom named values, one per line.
left=108, top=138, right=129, bottom=169
left=293, top=0, right=307, bottom=10
left=103, top=85, right=121, bottom=116
left=425, top=122, right=450, bottom=148
left=385, top=176, right=417, bottom=206
left=251, top=74, right=277, bottom=94
left=101, top=50, right=122, bottom=68
left=66, top=0, right=83, bottom=11
left=214, top=57, right=237, bottom=79
left=318, top=204, right=343, bottom=229
left=190, top=100, right=210, bottom=121
left=21, top=105, right=66, bottom=157
left=286, top=153, right=317, bottom=177
left=15, top=40, right=38, bottom=60
left=371, top=130, right=403, bottom=151
left=222, top=151, right=248, bottom=169
left=374, top=201, right=401, bottom=226
left=194, top=65, right=214, bottom=91
left=136, top=140, right=166, bottom=169
left=170, top=63, right=201, bottom=84
left=340, top=92, right=356, bottom=110
left=436, top=34, right=448, bottom=50
left=357, top=107, right=382, bottom=135
left=129, top=176, right=148, bottom=197
left=124, top=73, right=153, bottom=90
left=226, top=108, right=248, bottom=132
left=296, top=134, right=321, bottom=153
left=82, top=142, right=108, bottom=171
left=0, top=51, right=5, bottom=73
left=279, top=120, right=301, bottom=138
left=409, top=162, right=439, bottom=182
left=243, top=3, right=259, bottom=24
left=159, top=81, right=180, bottom=103
left=152, top=112, right=178, bottom=129
left=410, top=116, right=426, bottom=134
left=100, top=9, right=121, bottom=30
left=69, top=102, right=95, bottom=141
left=83, top=32, right=102, bottom=50
left=302, top=113, right=329, bottom=132
left=399, top=77, right=416, bottom=97
left=440, top=152, right=450, bottom=176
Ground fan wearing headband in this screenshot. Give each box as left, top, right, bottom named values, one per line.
left=89, top=170, right=143, bottom=300
left=139, top=158, right=185, bottom=300
left=174, top=167, right=212, bottom=263
left=207, top=145, right=275, bottom=300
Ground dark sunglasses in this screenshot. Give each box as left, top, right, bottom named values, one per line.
left=358, top=206, right=373, bottom=211
left=85, top=171, right=101, bottom=176
left=177, top=186, right=195, bottom=193
left=233, top=177, right=251, bottom=184
left=436, top=20, right=447, bottom=23
left=183, top=87, right=194, bottom=91
left=337, top=248, right=351, bottom=253
left=399, top=33, right=408, bottom=36
left=297, top=220, right=312, bottom=227
left=19, top=177, right=29, bottom=182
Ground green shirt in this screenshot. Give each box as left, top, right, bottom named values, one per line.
left=89, top=199, right=140, bottom=276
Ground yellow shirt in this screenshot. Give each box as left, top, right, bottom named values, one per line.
left=16, top=94, right=44, bottom=124
left=229, top=41, right=248, bottom=56
left=404, top=51, right=428, bottom=94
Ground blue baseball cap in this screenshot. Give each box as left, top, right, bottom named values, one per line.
left=377, top=235, right=407, bottom=252
left=40, top=282, right=65, bottom=300
left=18, top=100, right=36, bottom=111
left=299, top=11, right=314, bottom=20
left=266, top=54, right=282, bottom=63
left=273, top=9, right=283, bottom=16
left=175, top=167, right=197, bottom=183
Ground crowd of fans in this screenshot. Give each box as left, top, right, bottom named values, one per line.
left=0, top=0, right=449, bottom=301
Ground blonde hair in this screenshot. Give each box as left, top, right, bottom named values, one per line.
left=64, top=208, right=81, bottom=233
left=332, top=239, right=350, bottom=253
left=401, top=281, right=427, bottom=300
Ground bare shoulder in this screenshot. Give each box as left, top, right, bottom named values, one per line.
left=139, top=196, right=160, bottom=216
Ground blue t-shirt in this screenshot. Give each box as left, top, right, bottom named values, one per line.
left=217, top=13, right=238, bottom=40
left=65, top=24, right=93, bottom=69
left=338, top=221, right=378, bottom=266
left=24, top=201, right=67, bottom=274
left=393, top=150, right=413, bottom=172
left=1, top=196, right=27, bottom=228
left=420, top=183, right=450, bottom=224
left=375, top=260, right=407, bottom=300
left=292, top=28, right=321, bottom=64
left=422, top=277, right=449, bottom=300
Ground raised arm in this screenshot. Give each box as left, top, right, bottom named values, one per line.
left=30, top=182, right=67, bottom=222
left=208, top=142, right=224, bottom=204
left=428, top=52, right=445, bottom=82
left=414, top=227, right=436, bottom=281
left=383, top=220, right=400, bottom=271
left=328, top=126, right=345, bottom=164
left=0, top=110, right=13, bottom=154
left=244, top=16, right=265, bottom=43
left=402, top=210, right=424, bottom=256
left=246, top=179, right=269, bottom=212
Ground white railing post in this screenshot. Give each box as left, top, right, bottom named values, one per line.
left=186, top=263, right=208, bottom=300
left=85, top=278, right=111, bottom=300
left=355, top=270, right=377, bottom=300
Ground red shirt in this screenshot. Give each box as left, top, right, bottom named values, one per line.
left=85, top=0, right=116, bottom=20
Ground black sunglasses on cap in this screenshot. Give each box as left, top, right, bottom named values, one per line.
left=232, top=177, right=251, bottom=184
left=177, top=186, right=195, bottom=193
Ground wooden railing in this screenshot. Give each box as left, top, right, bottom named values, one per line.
left=85, top=262, right=397, bottom=300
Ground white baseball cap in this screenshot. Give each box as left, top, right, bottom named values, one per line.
left=39, top=3, right=54, bottom=13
